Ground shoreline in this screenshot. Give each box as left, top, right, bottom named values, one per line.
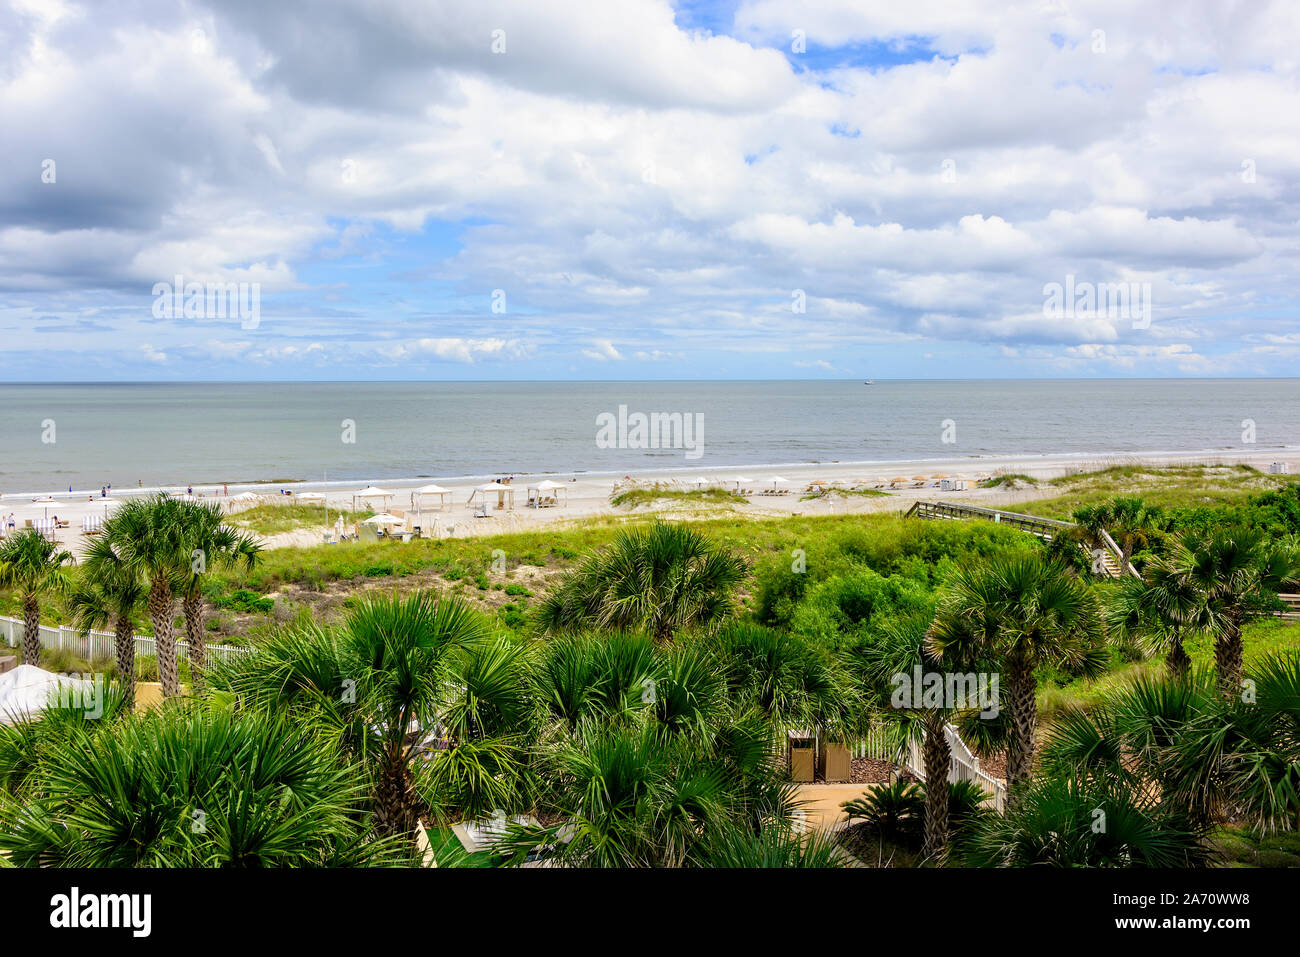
left=2, top=446, right=1295, bottom=557
left=1, top=443, right=1295, bottom=503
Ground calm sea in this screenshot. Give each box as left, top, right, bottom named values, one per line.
left=0, top=380, right=1296, bottom=493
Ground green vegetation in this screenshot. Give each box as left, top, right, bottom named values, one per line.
left=610, top=485, right=747, bottom=508
left=3, top=464, right=1300, bottom=868
left=978, top=473, right=1038, bottom=488
left=228, top=502, right=372, bottom=535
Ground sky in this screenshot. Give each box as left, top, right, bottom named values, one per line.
left=2, top=0, right=1299, bottom=381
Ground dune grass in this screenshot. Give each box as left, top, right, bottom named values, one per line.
left=229, top=502, right=374, bottom=535
left=1025, top=464, right=1285, bottom=520
left=610, top=485, right=748, bottom=508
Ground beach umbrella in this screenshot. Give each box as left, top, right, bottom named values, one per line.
left=769, top=476, right=788, bottom=488
left=361, top=513, right=404, bottom=527
left=931, top=473, right=950, bottom=479
left=912, top=475, right=929, bottom=482
left=32, top=497, right=56, bottom=520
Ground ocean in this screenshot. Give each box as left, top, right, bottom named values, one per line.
left=0, top=379, right=1296, bottom=494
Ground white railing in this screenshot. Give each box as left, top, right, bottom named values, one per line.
left=898, top=724, right=1007, bottom=811
left=778, top=719, right=1007, bottom=812
left=0, top=615, right=252, bottom=665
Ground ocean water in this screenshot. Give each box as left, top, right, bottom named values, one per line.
left=0, top=379, right=1296, bottom=493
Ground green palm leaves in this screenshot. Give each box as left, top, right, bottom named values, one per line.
left=537, top=520, right=746, bottom=642
left=0, top=528, right=74, bottom=666
left=928, top=554, right=1106, bottom=793
left=0, top=705, right=396, bottom=867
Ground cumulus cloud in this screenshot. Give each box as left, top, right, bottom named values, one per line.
left=2, top=0, right=1298, bottom=378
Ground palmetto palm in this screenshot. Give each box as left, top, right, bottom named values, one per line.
left=102, top=495, right=191, bottom=697
left=536, top=520, right=746, bottom=642
left=927, top=555, right=1106, bottom=795
left=68, top=536, right=148, bottom=709
left=176, top=500, right=261, bottom=682
left=960, top=774, right=1212, bottom=868
left=0, top=529, right=74, bottom=666
left=856, top=614, right=977, bottom=862
left=209, top=591, right=500, bottom=844
left=1043, top=654, right=1300, bottom=833
left=1168, top=529, right=1296, bottom=699
left=0, top=703, right=399, bottom=867
left=1108, top=559, right=1202, bottom=680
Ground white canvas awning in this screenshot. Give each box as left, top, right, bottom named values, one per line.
left=353, top=485, right=394, bottom=512
left=361, top=513, right=404, bottom=527
left=527, top=479, right=567, bottom=508
left=469, top=482, right=515, bottom=509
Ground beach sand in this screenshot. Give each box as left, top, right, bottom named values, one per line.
left=3, top=448, right=1295, bottom=558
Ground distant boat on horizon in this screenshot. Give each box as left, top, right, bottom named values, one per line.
left=863, top=379, right=874, bottom=385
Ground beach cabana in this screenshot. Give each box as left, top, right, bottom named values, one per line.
left=411, top=484, right=450, bottom=512
left=361, top=513, right=404, bottom=528
left=410, top=484, right=450, bottom=530
left=526, top=479, right=566, bottom=508
left=352, top=485, right=394, bottom=515
left=469, top=482, right=514, bottom=511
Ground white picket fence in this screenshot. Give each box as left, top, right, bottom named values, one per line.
left=0, top=615, right=252, bottom=665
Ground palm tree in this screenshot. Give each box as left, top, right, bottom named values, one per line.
left=0, top=703, right=402, bottom=867
left=960, top=774, right=1212, bottom=868
left=1108, top=559, right=1202, bottom=680
left=68, top=537, right=147, bottom=709
left=926, top=555, right=1106, bottom=795
left=1169, top=529, right=1298, bottom=699
left=208, top=591, right=497, bottom=846
left=102, top=495, right=191, bottom=697
left=1042, top=654, right=1300, bottom=833
left=176, top=500, right=261, bottom=682
left=1108, top=496, right=1157, bottom=575
left=855, top=614, right=979, bottom=861
left=536, top=520, right=746, bottom=642
left=0, top=529, right=74, bottom=666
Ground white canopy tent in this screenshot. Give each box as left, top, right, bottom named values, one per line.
left=352, top=485, right=394, bottom=515
left=526, top=479, right=567, bottom=508
left=469, top=481, right=515, bottom=511
left=409, top=484, right=450, bottom=534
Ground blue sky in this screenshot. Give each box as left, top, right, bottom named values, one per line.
left=2, top=0, right=1298, bottom=380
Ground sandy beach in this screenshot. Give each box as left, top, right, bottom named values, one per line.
left=3, top=447, right=1295, bottom=558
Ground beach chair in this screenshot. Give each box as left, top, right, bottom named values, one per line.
left=474, top=503, right=489, bottom=518
left=81, top=515, right=103, bottom=535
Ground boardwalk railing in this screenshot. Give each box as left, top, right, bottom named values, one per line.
left=904, top=500, right=1073, bottom=539
left=0, top=615, right=252, bottom=665
left=899, top=724, right=1008, bottom=812
left=782, top=719, right=1008, bottom=812
left=905, top=499, right=1141, bottom=579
